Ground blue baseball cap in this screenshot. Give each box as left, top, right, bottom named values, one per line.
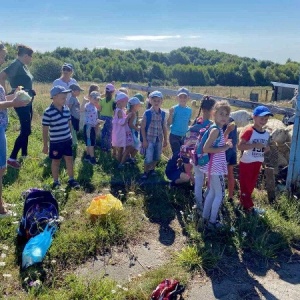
left=149, top=90, right=163, bottom=99
left=62, top=63, right=73, bottom=71
left=50, top=85, right=71, bottom=99
left=128, top=97, right=142, bottom=105
left=253, top=106, right=273, bottom=117
left=177, top=87, right=190, bottom=97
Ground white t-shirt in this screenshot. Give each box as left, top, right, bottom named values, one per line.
left=240, top=126, right=270, bottom=163
left=52, top=78, right=78, bottom=101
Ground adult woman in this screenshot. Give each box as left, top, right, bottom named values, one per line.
left=53, top=63, right=78, bottom=100
left=0, top=44, right=35, bottom=169
left=0, top=43, right=27, bottom=215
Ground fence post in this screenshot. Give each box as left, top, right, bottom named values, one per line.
left=286, top=74, right=300, bottom=194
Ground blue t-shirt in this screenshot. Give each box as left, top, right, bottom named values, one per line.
left=170, top=105, right=192, bottom=136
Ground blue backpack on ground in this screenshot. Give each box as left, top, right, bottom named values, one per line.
left=17, top=188, right=59, bottom=242
left=140, top=109, right=166, bottom=142
left=194, top=125, right=221, bottom=166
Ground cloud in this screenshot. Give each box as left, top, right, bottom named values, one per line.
left=120, top=35, right=181, bottom=41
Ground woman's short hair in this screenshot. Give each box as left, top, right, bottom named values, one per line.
left=17, top=44, right=33, bottom=57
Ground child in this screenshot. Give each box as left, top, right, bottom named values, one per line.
left=167, top=87, right=192, bottom=155
left=83, top=91, right=101, bottom=165
left=201, top=100, right=233, bottom=229
left=192, top=96, right=216, bottom=210
left=80, top=84, right=100, bottom=131
left=99, top=83, right=115, bottom=152
left=238, top=105, right=272, bottom=214
left=140, top=91, right=168, bottom=179
left=42, top=86, right=80, bottom=189
left=67, top=83, right=84, bottom=147
left=127, top=96, right=143, bottom=163
left=223, top=117, right=238, bottom=202
left=111, top=92, right=132, bottom=168
left=165, top=153, right=190, bottom=186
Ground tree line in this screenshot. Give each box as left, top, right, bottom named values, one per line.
left=3, top=44, right=300, bottom=86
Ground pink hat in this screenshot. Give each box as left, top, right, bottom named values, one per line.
left=105, top=83, right=115, bottom=93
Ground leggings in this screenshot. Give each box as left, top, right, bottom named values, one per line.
left=10, top=105, right=32, bottom=159
left=203, top=174, right=225, bottom=223
left=194, top=166, right=205, bottom=209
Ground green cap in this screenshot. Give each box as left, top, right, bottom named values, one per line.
left=134, top=93, right=144, bottom=103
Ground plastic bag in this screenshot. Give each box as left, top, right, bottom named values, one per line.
left=22, top=224, right=57, bottom=269
left=86, top=194, right=123, bottom=216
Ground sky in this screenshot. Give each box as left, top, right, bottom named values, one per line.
left=1, top=0, right=299, bottom=63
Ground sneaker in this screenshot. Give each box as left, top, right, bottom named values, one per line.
left=207, top=221, right=224, bottom=230
left=149, top=169, right=157, bottom=176
left=7, top=160, right=21, bottom=169
left=141, top=172, right=149, bottom=180
left=68, top=179, right=80, bottom=189
left=84, top=155, right=91, bottom=162
left=89, top=157, right=97, bottom=165
left=252, top=207, right=266, bottom=216
left=52, top=181, right=61, bottom=189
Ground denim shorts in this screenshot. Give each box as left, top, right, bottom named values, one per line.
left=226, top=148, right=237, bottom=166
left=144, top=140, right=163, bottom=164
left=0, top=126, right=7, bottom=169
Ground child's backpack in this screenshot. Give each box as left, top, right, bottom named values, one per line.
left=140, top=109, right=166, bottom=142
left=150, top=278, right=185, bottom=300
left=194, top=124, right=221, bottom=166
left=17, top=188, right=59, bottom=242
left=179, top=120, right=211, bottom=163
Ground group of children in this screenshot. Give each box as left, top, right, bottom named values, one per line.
left=22, top=81, right=273, bottom=229
left=163, top=88, right=273, bottom=229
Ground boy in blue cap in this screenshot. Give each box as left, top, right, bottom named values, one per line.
left=42, top=86, right=80, bottom=189
left=238, top=105, right=272, bottom=214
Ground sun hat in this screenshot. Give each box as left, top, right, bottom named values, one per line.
left=253, top=105, right=273, bottom=117
left=134, top=93, right=145, bottom=103
left=69, top=83, right=84, bottom=92
left=62, top=63, right=73, bottom=71
left=90, top=91, right=101, bottom=99
left=115, top=92, right=129, bottom=102
left=105, top=83, right=115, bottom=93
left=50, top=86, right=71, bottom=98
left=128, top=97, right=142, bottom=105
left=177, top=87, right=190, bottom=97
left=149, top=91, right=163, bottom=99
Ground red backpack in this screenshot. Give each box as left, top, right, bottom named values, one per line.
left=150, top=279, right=185, bottom=300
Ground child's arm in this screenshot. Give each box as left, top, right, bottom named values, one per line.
left=116, top=110, right=132, bottom=126
left=203, top=128, right=232, bottom=153
left=224, top=122, right=236, bottom=139
left=167, top=107, right=174, bottom=126
left=128, top=113, right=139, bottom=131
left=238, top=138, right=265, bottom=151
left=140, top=116, right=148, bottom=148
left=42, top=126, right=49, bottom=154
left=162, top=122, right=168, bottom=148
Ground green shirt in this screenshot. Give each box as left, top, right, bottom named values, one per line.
left=100, top=97, right=114, bottom=117
left=2, top=59, right=33, bottom=90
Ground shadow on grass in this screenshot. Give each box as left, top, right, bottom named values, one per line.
left=3, top=167, right=20, bottom=186
left=199, top=202, right=300, bottom=300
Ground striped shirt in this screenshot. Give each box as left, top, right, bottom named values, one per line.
left=200, top=127, right=228, bottom=175
left=42, top=104, right=72, bottom=143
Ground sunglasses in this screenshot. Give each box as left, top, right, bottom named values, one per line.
left=62, top=67, right=72, bottom=72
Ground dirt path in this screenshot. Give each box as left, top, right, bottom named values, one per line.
left=75, top=216, right=300, bottom=299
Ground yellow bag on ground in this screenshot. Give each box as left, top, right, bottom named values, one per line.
left=86, top=194, right=123, bottom=216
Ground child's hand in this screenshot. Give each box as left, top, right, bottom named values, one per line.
left=163, top=140, right=168, bottom=148
left=142, top=140, right=148, bottom=149
left=169, top=107, right=174, bottom=115
left=225, top=139, right=233, bottom=149
left=42, top=145, right=48, bottom=154
left=255, top=142, right=265, bottom=149
left=12, top=96, right=28, bottom=108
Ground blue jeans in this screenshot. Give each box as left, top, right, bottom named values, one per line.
left=0, top=126, right=7, bottom=169
left=100, top=116, right=112, bottom=151
left=144, top=140, right=163, bottom=165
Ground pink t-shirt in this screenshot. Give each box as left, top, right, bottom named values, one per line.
left=112, top=108, right=133, bottom=148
